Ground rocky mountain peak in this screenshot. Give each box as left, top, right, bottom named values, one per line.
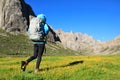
left=0, top=0, right=35, bottom=33
left=55, top=29, right=102, bottom=51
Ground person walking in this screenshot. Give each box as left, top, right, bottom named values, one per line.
left=21, top=14, right=49, bottom=73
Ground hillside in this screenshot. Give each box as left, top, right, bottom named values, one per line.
left=55, top=29, right=120, bottom=55
left=0, top=29, right=78, bottom=56
left=99, top=36, right=120, bottom=55
left=0, top=29, right=120, bottom=56
left=55, top=30, right=102, bottom=54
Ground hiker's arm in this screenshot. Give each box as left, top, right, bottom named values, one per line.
left=47, top=24, right=54, bottom=33
left=47, top=24, right=61, bottom=42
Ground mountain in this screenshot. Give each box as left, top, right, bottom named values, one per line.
left=56, top=29, right=102, bottom=50
left=0, top=0, right=35, bottom=33
left=0, top=0, right=120, bottom=56
left=99, top=36, right=120, bottom=55
left=56, top=29, right=120, bottom=55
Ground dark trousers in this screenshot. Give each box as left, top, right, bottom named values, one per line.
left=26, top=44, right=45, bottom=69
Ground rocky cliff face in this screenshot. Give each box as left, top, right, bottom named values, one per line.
left=55, top=30, right=103, bottom=54
left=0, top=0, right=35, bottom=33
left=55, top=29, right=120, bottom=55
left=99, top=36, right=120, bottom=55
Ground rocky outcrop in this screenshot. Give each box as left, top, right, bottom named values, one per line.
left=99, top=36, right=120, bottom=55
left=0, top=0, right=35, bottom=33
left=55, top=29, right=120, bottom=55
left=56, top=30, right=102, bottom=51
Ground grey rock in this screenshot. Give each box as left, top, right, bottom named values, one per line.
left=0, top=0, right=35, bottom=33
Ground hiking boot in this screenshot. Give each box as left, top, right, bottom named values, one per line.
left=21, top=61, right=27, bottom=71
left=34, top=69, right=40, bottom=73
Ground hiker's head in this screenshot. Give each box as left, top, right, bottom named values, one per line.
left=37, top=14, right=46, bottom=23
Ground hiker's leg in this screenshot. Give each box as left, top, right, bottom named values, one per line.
left=36, top=44, right=45, bottom=69
left=26, top=44, right=38, bottom=63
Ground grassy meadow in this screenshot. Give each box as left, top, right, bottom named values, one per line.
left=0, top=55, right=120, bottom=80
left=0, top=29, right=120, bottom=80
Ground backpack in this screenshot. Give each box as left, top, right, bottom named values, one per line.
left=28, top=17, right=46, bottom=41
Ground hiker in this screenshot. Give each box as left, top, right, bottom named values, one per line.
left=21, top=14, right=49, bottom=73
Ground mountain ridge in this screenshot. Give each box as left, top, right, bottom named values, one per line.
left=0, top=0, right=120, bottom=55
left=55, top=29, right=120, bottom=55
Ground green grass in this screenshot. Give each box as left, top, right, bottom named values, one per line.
left=0, top=29, right=33, bottom=56
left=0, top=29, right=77, bottom=57
left=1, top=29, right=120, bottom=79
left=0, top=55, right=120, bottom=80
